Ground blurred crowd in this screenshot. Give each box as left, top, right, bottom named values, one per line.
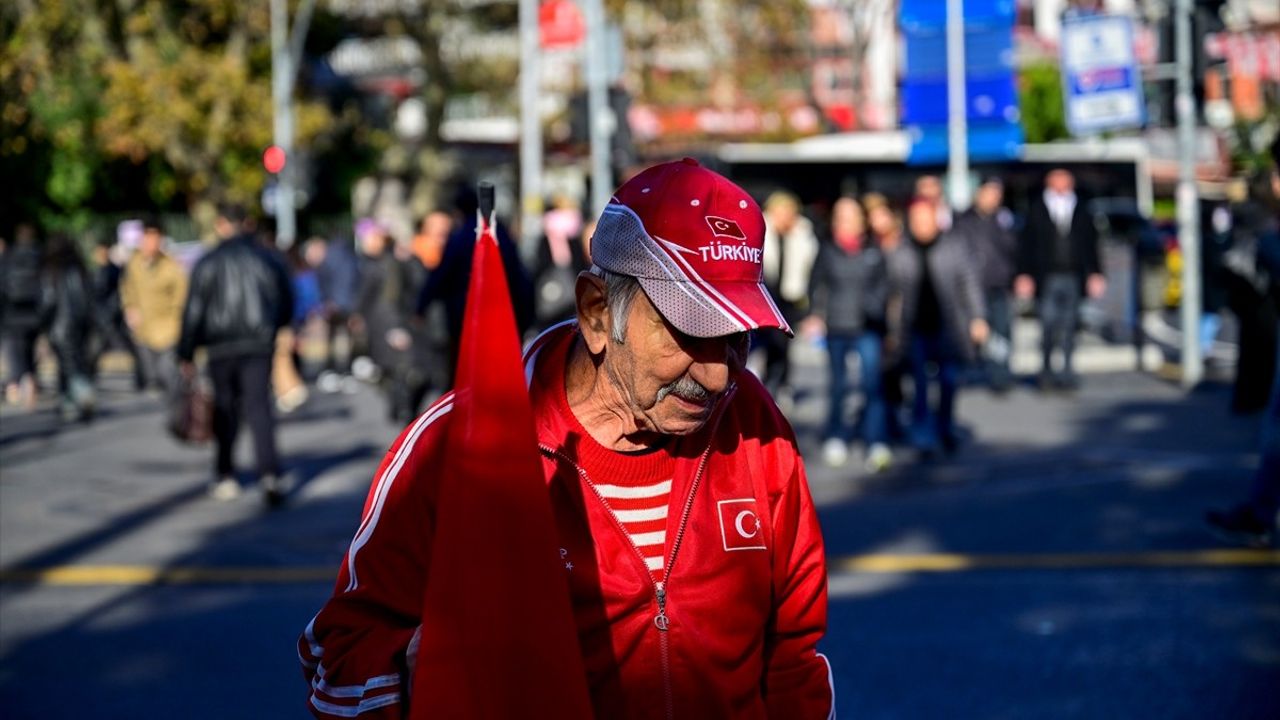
left=2, top=157, right=1278, bottom=505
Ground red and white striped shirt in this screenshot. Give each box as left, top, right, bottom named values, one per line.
left=551, top=369, right=675, bottom=582
left=595, top=471, right=672, bottom=581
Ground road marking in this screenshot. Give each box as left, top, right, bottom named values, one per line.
left=833, top=549, right=1280, bottom=574
left=0, top=566, right=337, bottom=585
left=0, top=550, right=1276, bottom=586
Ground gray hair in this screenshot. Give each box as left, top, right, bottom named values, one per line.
left=590, top=266, right=643, bottom=344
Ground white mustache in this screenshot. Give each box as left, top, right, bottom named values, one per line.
left=657, top=377, right=711, bottom=404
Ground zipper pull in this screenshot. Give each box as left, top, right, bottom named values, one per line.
left=654, top=581, right=670, bottom=631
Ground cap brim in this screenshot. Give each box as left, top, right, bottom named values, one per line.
left=636, top=276, right=794, bottom=339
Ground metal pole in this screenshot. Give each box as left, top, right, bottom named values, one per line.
left=1175, top=0, right=1202, bottom=388
left=584, top=0, right=612, bottom=217
left=270, top=0, right=296, bottom=248
left=945, top=0, right=971, bottom=212
left=518, top=0, right=543, bottom=260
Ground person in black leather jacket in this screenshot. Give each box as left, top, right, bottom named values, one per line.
left=178, top=205, right=294, bottom=505
left=39, top=234, right=96, bottom=421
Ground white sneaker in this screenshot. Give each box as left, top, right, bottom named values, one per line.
left=865, top=443, right=893, bottom=473
left=208, top=476, right=241, bottom=501
left=351, top=356, right=380, bottom=382
left=316, top=371, right=341, bottom=394
left=821, top=438, right=849, bottom=467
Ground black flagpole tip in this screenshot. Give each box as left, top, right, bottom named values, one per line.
left=477, top=181, right=495, bottom=222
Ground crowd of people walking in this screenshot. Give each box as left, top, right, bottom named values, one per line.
left=2, top=160, right=1278, bottom=518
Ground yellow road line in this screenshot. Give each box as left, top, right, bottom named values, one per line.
left=0, top=566, right=336, bottom=586
left=0, top=550, right=1276, bottom=586
left=833, top=549, right=1280, bottom=573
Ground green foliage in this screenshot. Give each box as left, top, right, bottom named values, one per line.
left=1019, top=61, right=1069, bottom=144
left=2, top=0, right=336, bottom=232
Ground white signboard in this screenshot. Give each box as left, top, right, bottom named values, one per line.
left=1061, top=14, right=1146, bottom=136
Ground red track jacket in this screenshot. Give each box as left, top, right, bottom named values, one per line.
left=299, top=324, right=834, bottom=719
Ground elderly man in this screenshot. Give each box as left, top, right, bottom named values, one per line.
left=300, top=159, right=833, bottom=719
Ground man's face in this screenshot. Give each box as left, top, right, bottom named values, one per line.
left=603, top=289, right=747, bottom=437
left=140, top=229, right=162, bottom=258
left=423, top=212, right=452, bottom=240
left=304, top=241, right=326, bottom=268
left=908, top=202, right=939, bottom=243
left=975, top=183, right=1003, bottom=214
left=360, top=231, right=387, bottom=257
left=767, top=203, right=798, bottom=234
left=832, top=198, right=865, bottom=237
left=916, top=175, right=942, bottom=200
left=1047, top=170, right=1074, bottom=194
left=868, top=205, right=896, bottom=237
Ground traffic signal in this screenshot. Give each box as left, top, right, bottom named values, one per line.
left=263, top=145, right=287, bottom=174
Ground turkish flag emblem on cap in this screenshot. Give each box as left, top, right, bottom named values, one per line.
left=717, top=498, right=767, bottom=551
left=705, top=215, right=747, bottom=241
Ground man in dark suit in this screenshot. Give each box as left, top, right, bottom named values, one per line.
left=1016, top=168, right=1106, bottom=390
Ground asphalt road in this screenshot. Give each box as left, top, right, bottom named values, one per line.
left=1, top=351, right=1277, bottom=719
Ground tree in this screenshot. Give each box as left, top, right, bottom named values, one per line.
left=1019, top=61, right=1069, bottom=144
left=1, top=0, right=335, bottom=234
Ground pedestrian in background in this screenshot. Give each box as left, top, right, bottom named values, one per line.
left=805, top=196, right=892, bottom=471
left=1207, top=145, right=1280, bottom=546
left=865, top=193, right=909, bottom=441
left=762, top=190, right=819, bottom=406
left=178, top=205, right=294, bottom=505
left=308, top=235, right=360, bottom=394
left=1016, top=168, right=1106, bottom=391
left=532, top=195, right=588, bottom=330
left=888, top=199, right=988, bottom=455
left=39, top=234, right=96, bottom=422
left=1223, top=175, right=1280, bottom=415
left=89, top=238, right=145, bottom=389
left=355, top=219, right=421, bottom=424
left=914, top=174, right=952, bottom=231
left=0, top=224, right=43, bottom=408
left=408, top=211, right=453, bottom=406
left=417, top=183, right=535, bottom=379
left=953, top=177, right=1018, bottom=392
left=121, top=217, right=188, bottom=394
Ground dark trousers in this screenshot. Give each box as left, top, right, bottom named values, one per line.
left=909, top=331, right=961, bottom=448
left=208, top=354, right=280, bottom=479
left=3, top=327, right=38, bottom=385
left=324, top=311, right=352, bottom=375
left=825, top=332, right=887, bottom=445
left=91, top=317, right=144, bottom=386
left=1249, top=329, right=1280, bottom=520
left=138, top=345, right=177, bottom=393
left=984, top=288, right=1014, bottom=389
left=761, top=329, right=792, bottom=394
left=1039, top=273, right=1081, bottom=376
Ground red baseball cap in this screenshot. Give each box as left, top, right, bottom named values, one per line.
left=590, top=158, right=792, bottom=338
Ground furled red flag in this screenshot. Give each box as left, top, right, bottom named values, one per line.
left=409, top=184, right=594, bottom=719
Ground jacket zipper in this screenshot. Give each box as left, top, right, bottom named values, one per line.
left=539, top=442, right=713, bottom=720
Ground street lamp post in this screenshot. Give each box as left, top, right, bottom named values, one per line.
left=1175, top=0, right=1202, bottom=388
left=945, top=0, right=972, bottom=212
left=583, top=0, right=612, bottom=218
left=519, top=0, right=544, bottom=258
left=269, top=0, right=315, bottom=249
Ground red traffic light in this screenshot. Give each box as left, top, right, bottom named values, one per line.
left=263, top=145, right=287, bottom=174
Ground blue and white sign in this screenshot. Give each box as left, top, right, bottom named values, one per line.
left=1061, top=14, right=1146, bottom=136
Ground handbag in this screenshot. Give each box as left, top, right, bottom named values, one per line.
left=168, top=373, right=213, bottom=444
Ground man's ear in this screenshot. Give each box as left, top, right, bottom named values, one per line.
left=575, top=272, right=610, bottom=355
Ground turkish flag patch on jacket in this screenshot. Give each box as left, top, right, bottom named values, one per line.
left=717, top=498, right=767, bottom=551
